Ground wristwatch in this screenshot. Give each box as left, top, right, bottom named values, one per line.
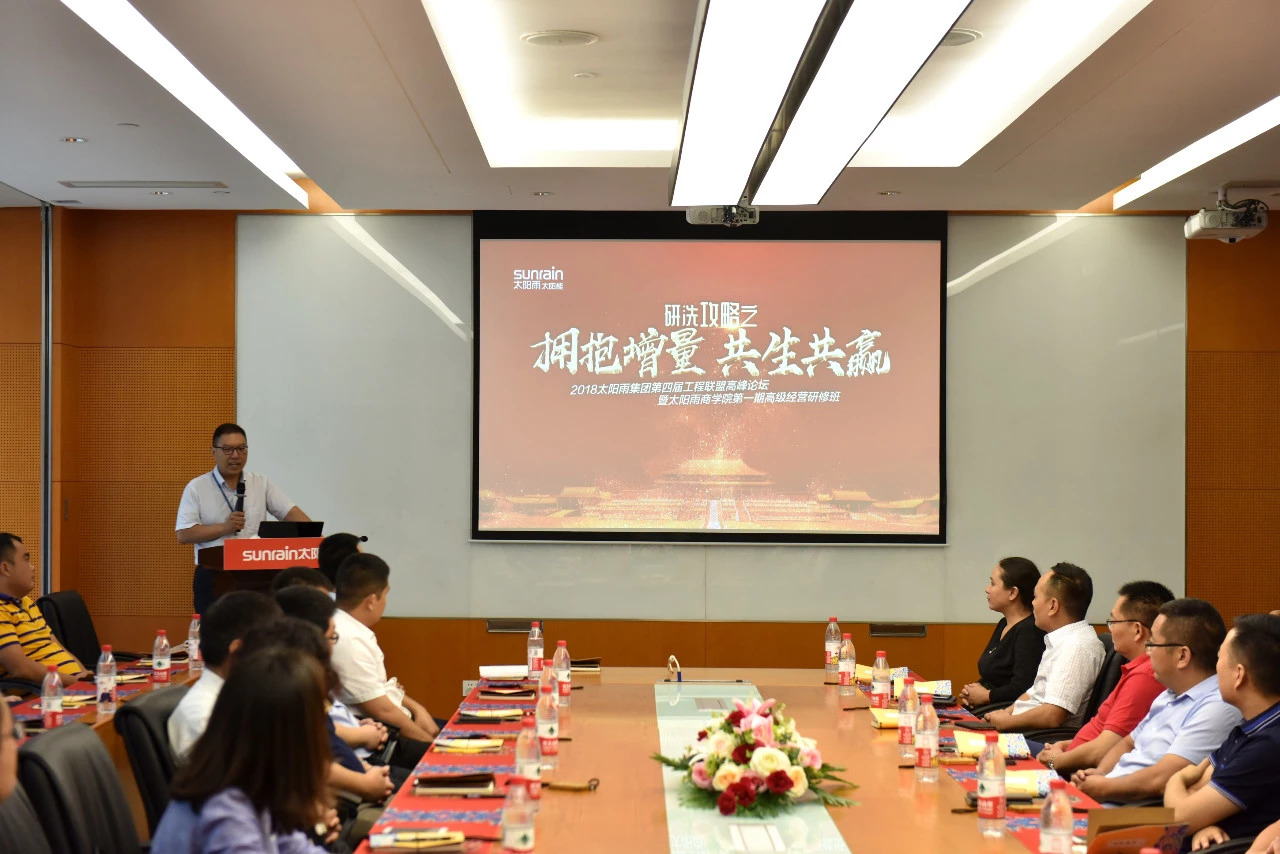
left=1046, top=753, right=1056, bottom=771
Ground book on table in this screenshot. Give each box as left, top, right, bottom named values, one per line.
left=570, top=656, right=602, bottom=672
left=413, top=772, right=497, bottom=797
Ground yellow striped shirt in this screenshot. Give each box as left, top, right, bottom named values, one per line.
left=0, top=595, right=81, bottom=679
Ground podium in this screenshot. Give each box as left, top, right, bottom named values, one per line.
left=195, top=537, right=323, bottom=605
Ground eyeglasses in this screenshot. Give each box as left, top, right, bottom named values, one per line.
left=1145, top=641, right=1187, bottom=650
left=214, top=445, right=248, bottom=456
left=1106, top=618, right=1148, bottom=628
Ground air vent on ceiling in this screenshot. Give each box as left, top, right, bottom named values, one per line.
left=57, top=180, right=228, bottom=189
left=49, top=200, right=82, bottom=205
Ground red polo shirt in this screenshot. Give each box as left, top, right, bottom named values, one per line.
left=1068, top=653, right=1163, bottom=749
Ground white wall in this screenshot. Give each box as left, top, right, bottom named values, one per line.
left=237, top=214, right=1185, bottom=622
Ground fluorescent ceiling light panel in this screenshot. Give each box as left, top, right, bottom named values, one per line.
left=671, top=0, right=826, bottom=207
left=852, top=0, right=1152, bottom=168
left=1113, top=92, right=1280, bottom=208
left=58, top=0, right=307, bottom=206
left=421, top=0, right=678, bottom=168
left=753, top=0, right=968, bottom=206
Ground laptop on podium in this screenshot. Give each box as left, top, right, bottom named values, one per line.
left=258, top=521, right=324, bottom=538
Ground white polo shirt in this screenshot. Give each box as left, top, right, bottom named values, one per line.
left=330, top=607, right=407, bottom=715
left=1011, top=619, right=1106, bottom=727
left=167, top=668, right=224, bottom=759
left=175, top=468, right=296, bottom=562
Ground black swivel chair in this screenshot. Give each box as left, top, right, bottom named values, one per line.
left=115, top=682, right=190, bottom=833
left=18, top=721, right=142, bottom=854
left=35, top=590, right=144, bottom=669
left=0, top=784, right=54, bottom=854
left=1023, top=633, right=1122, bottom=743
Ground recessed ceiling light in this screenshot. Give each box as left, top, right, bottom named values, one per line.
left=151, top=190, right=170, bottom=195
left=573, top=71, right=598, bottom=80
left=60, top=137, right=88, bottom=143
left=116, top=122, right=140, bottom=128
left=520, top=30, right=598, bottom=47
left=879, top=190, right=902, bottom=196
left=531, top=191, right=554, bottom=196
left=940, top=28, right=982, bottom=47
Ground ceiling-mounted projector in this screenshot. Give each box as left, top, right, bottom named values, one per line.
left=1185, top=196, right=1268, bottom=244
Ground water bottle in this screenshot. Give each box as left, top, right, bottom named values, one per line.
left=1039, top=778, right=1074, bottom=853
left=871, top=650, right=891, bottom=709
left=913, top=694, right=939, bottom=783
left=152, top=629, right=171, bottom=683
left=188, top=614, right=203, bottom=674
left=552, top=640, right=571, bottom=707
left=837, top=633, right=855, bottom=695
left=897, top=676, right=919, bottom=759
left=538, top=658, right=558, bottom=700
left=96, top=645, right=117, bottom=716
left=536, top=684, right=559, bottom=771
left=527, top=621, right=544, bottom=674
left=978, top=731, right=1007, bottom=837
left=515, top=715, right=542, bottom=814
left=824, top=617, right=841, bottom=680
left=40, top=665, right=63, bottom=729
left=501, top=771, right=536, bottom=853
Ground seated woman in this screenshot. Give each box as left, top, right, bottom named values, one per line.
left=151, top=646, right=336, bottom=854
left=961, top=557, right=1046, bottom=709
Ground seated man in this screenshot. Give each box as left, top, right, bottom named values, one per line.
left=1072, top=599, right=1241, bottom=803
left=271, top=565, right=335, bottom=596
left=168, top=590, right=281, bottom=758
left=985, top=563, right=1105, bottom=732
left=1036, top=581, right=1173, bottom=774
left=1165, top=614, right=1280, bottom=850
left=0, top=533, right=89, bottom=685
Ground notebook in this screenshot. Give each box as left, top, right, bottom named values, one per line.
left=413, top=773, right=497, bottom=797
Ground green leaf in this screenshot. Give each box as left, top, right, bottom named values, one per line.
left=650, top=753, right=692, bottom=771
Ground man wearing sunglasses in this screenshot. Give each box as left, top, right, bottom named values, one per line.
left=176, top=423, right=311, bottom=613
left=1071, top=599, right=1241, bottom=803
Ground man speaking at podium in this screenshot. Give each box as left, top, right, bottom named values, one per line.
left=176, top=423, right=311, bottom=612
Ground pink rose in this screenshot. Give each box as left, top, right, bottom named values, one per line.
left=690, top=760, right=713, bottom=790
left=751, top=720, right=775, bottom=748
left=799, top=746, right=823, bottom=770
left=740, top=770, right=766, bottom=792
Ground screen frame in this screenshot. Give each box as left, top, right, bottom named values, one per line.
left=471, top=210, right=948, bottom=545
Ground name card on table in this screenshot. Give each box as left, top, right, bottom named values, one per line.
left=223, top=537, right=323, bottom=570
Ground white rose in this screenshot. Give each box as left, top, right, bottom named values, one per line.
left=712, top=762, right=745, bottom=792
left=749, top=746, right=792, bottom=777
left=708, top=731, right=735, bottom=759
left=784, top=766, right=809, bottom=799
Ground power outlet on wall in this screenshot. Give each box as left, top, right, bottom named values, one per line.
left=462, top=679, right=479, bottom=696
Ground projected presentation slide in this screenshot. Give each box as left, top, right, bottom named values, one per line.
left=476, top=239, right=942, bottom=540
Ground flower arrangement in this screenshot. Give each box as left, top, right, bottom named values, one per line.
left=651, top=698, right=856, bottom=817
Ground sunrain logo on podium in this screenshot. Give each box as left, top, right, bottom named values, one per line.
left=243, top=545, right=318, bottom=563
left=513, top=265, right=565, bottom=291
left=223, top=537, right=322, bottom=570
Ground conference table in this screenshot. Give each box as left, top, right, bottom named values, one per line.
left=367, top=667, right=1035, bottom=853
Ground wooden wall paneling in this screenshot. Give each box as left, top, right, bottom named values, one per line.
left=376, top=618, right=475, bottom=722
left=1186, top=353, right=1280, bottom=492
left=1186, top=489, right=1280, bottom=619
left=0, top=208, right=42, bottom=344
left=1187, top=232, right=1280, bottom=352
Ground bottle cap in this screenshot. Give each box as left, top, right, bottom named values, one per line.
left=985, top=732, right=998, bottom=743
left=904, top=677, right=915, bottom=685
left=842, top=632, right=851, bottom=639
left=47, top=664, right=57, bottom=672
left=531, top=621, right=540, bottom=628
left=102, top=644, right=112, bottom=653
left=921, top=694, right=933, bottom=703
left=522, top=715, right=536, bottom=727
left=541, top=684, right=553, bottom=693
left=544, top=659, right=555, bottom=667
left=157, top=630, right=167, bottom=636
left=1049, top=778, right=1066, bottom=790
left=876, top=650, right=886, bottom=658
left=829, top=616, right=837, bottom=622
left=192, top=614, right=200, bottom=620
left=557, top=640, right=567, bottom=647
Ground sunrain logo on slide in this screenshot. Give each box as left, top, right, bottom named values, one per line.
left=513, top=266, right=565, bottom=291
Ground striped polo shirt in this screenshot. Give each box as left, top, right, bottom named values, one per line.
left=0, top=594, right=81, bottom=679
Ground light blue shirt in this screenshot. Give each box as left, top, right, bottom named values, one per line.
left=1107, top=673, right=1242, bottom=779
left=329, top=696, right=371, bottom=760
left=151, top=787, right=325, bottom=854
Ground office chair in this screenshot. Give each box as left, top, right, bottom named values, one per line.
left=0, top=784, right=53, bottom=854
left=114, top=683, right=190, bottom=834
left=35, top=590, right=144, bottom=669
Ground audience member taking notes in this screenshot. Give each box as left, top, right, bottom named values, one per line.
left=1071, top=598, right=1240, bottom=803
left=330, top=553, right=439, bottom=743
left=984, top=563, right=1105, bottom=732
left=961, top=557, right=1045, bottom=708
left=1163, top=614, right=1280, bottom=850
left=1035, top=581, right=1173, bottom=773
left=168, top=591, right=281, bottom=759
left=0, top=532, right=90, bottom=685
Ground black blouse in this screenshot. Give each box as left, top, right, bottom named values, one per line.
left=976, top=616, right=1047, bottom=704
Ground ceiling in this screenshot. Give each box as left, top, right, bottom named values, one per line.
left=1, top=0, right=1277, bottom=212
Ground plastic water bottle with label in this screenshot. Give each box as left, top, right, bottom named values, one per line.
left=188, top=614, right=203, bottom=674
left=871, top=650, right=891, bottom=708
left=552, top=640, right=571, bottom=707
left=824, top=617, right=841, bottom=681
left=913, top=693, right=939, bottom=782
left=501, top=772, right=536, bottom=853
left=977, top=731, right=1006, bottom=837
left=96, top=645, right=117, bottom=716
left=40, top=665, right=63, bottom=729
left=536, top=683, right=559, bottom=771
left=1039, top=778, right=1074, bottom=853
left=152, top=630, right=171, bottom=683
left=538, top=658, right=558, bottom=699
left=527, top=621, right=544, bottom=674
left=897, top=676, right=919, bottom=759
left=515, top=715, right=542, bottom=814
left=837, top=633, right=856, bottom=695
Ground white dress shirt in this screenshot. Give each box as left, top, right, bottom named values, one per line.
left=167, top=669, right=225, bottom=759
left=175, top=468, right=296, bottom=562
left=330, top=608, right=407, bottom=715
left=1010, top=619, right=1106, bottom=727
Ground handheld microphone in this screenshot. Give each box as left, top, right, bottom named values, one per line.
left=234, top=480, right=245, bottom=513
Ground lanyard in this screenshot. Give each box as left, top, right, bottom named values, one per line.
left=212, top=472, right=240, bottom=513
